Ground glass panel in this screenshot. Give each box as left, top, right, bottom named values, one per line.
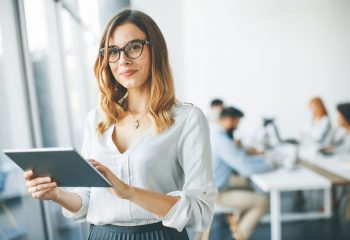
left=61, top=7, right=85, bottom=147
left=23, top=0, right=59, bottom=147
left=77, top=0, right=100, bottom=106
left=0, top=22, right=3, bottom=57
left=22, top=0, right=84, bottom=239
left=0, top=14, right=46, bottom=240
left=60, top=0, right=100, bottom=148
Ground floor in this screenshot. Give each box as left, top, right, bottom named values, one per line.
left=209, top=213, right=350, bottom=240
left=207, top=189, right=350, bottom=240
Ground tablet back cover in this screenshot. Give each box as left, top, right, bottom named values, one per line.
left=4, top=148, right=111, bottom=187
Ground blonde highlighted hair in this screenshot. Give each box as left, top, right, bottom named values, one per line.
left=94, top=9, right=176, bottom=135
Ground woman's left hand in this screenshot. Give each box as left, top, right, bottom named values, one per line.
left=89, top=159, right=132, bottom=199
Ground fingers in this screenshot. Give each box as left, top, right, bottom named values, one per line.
left=89, top=159, right=101, bottom=166
left=89, top=160, right=116, bottom=182
left=89, top=160, right=114, bottom=179
left=23, top=170, right=33, bottom=180
left=31, top=186, right=56, bottom=199
left=95, top=165, right=107, bottom=171
left=89, top=160, right=108, bottom=172
left=28, top=182, right=57, bottom=194
left=23, top=171, right=57, bottom=200
left=26, top=177, right=52, bottom=188
left=96, top=165, right=111, bottom=177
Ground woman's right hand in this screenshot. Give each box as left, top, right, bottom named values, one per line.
left=23, top=170, right=59, bottom=201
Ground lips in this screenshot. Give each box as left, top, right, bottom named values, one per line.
left=120, top=70, right=138, bottom=77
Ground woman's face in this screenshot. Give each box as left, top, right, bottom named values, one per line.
left=338, top=113, right=347, bottom=127
left=309, top=102, right=319, bottom=117
left=108, top=22, right=151, bottom=90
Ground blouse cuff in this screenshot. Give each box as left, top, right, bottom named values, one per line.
left=62, top=189, right=89, bottom=221
left=154, top=191, right=189, bottom=232
left=154, top=188, right=216, bottom=232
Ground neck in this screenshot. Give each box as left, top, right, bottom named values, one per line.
left=313, top=114, right=324, bottom=122
left=345, top=125, right=350, bottom=134
left=127, top=85, right=150, bottom=114
left=218, top=121, right=228, bottom=131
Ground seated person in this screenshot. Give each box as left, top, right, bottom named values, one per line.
left=210, top=107, right=274, bottom=240
left=313, top=103, right=350, bottom=222
left=321, top=103, right=350, bottom=155
left=334, top=103, right=350, bottom=153
left=334, top=103, right=350, bottom=221
left=207, top=98, right=224, bottom=123
left=308, top=97, right=331, bottom=145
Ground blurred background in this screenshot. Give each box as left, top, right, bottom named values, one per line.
left=0, top=0, right=349, bottom=239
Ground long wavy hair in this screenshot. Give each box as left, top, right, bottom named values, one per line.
left=309, top=97, right=328, bottom=121
left=94, top=9, right=176, bottom=135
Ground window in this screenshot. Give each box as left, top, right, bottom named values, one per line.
left=23, top=0, right=64, bottom=147
left=60, top=0, right=100, bottom=148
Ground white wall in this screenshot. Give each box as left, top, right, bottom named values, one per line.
left=132, top=0, right=350, bottom=139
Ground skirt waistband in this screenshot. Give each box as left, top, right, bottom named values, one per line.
left=90, top=221, right=166, bottom=233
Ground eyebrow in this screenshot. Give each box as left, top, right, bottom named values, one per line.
left=107, top=39, right=144, bottom=48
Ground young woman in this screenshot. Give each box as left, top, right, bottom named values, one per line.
left=308, top=97, right=331, bottom=144
left=330, top=103, right=350, bottom=153
left=23, top=9, right=216, bottom=240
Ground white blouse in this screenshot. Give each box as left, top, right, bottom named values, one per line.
left=62, top=103, right=217, bottom=232
left=309, top=116, right=331, bottom=143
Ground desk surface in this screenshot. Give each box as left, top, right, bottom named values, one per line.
left=299, top=147, right=350, bottom=181
left=251, top=166, right=331, bottom=192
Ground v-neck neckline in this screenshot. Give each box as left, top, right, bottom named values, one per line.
left=107, top=125, right=153, bottom=155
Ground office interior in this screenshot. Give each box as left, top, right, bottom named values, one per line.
left=0, top=0, right=349, bottom=239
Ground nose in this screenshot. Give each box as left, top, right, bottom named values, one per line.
left=118, top=50, right=131, bottom=66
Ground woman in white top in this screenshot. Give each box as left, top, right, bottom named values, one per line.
left=326, top=103, right=350, bottom=153
left=308, top=97, right=331, bottom=144
left=23, top=9, right=216, bottom=240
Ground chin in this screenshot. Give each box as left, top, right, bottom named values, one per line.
left=122, top=81, right=143, bottom=89
left=122, top=79, right=149, bottom=89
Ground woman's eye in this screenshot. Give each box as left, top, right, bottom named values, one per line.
left=129, top=44, right=142, bottom=51
left=109, top=49, right=119, bottom=55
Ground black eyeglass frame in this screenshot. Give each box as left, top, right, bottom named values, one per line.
left=99, top=39, right=151, bottom=63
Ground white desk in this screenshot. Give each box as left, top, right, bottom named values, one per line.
left=251, top=166, right=331, bottom=240
left=299, top=148, right=350, bottom=181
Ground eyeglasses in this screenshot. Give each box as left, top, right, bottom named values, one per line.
left=99, top=39, right=151, bottom=63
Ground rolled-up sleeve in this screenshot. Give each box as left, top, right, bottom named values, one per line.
left=156, top=106, right=217, bottom=232
left=61, top=187, right=90, bottom=221
left=62, top=111, right=94, bottom=221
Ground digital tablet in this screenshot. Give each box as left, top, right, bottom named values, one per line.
left=3, top=147, right=112, bottom=187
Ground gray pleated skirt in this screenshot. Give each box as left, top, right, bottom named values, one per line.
left=88, top=222, right=189, bottom=240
